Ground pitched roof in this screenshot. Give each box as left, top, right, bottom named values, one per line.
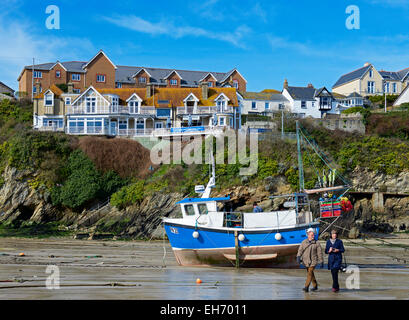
left=347, top=92, right=362, bottom=98
left=285, top=86, right=317, bottom=101
left=240, top=91, right=288, bottom=102
left=33, top=84, right=64, bottom=99
left=97, top=87, right=238, bottom=107
left=332, top=64, right=372, bottom=88
left=0, top=81, right=15, bottom=93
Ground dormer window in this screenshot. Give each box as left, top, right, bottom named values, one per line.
left=126, top=93, right=142, bottom=114
left=55, top=70, right=61, bottom=78
left=214, top=93, right=230, bottom=112
left=183, top=93, right=199, bottom=111
left=170, top=79, right=178, bottom=86
left=128, top=100, right=139, bottom=114
left=233, top=80, right=239, bottom=89
left=139, top=77, right=146, bottom=84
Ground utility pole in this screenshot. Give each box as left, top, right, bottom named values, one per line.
left=32, top=57, right=35, bottom=101
left=281, top=108, right=284, bottom=139
left=384, top=80, right=387, bottom=113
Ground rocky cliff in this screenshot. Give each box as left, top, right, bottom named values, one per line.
left=1, top=164, right=408, bottom=239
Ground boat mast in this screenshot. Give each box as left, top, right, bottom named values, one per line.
left=296, top=121, right=304, bottom=192
left=202, top=139, right=216, bottom=198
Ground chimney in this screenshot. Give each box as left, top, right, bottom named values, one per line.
left=307, top=83, right=314, bottom=88
left=283, top=79, right=288, bottom=89
left=146, top=83, right=153, bottom=98
left=67, top=82, right=74, bottom=94
left=200, top=81, right=209, bottom=100
left=364, top=62, right=370, bottom=67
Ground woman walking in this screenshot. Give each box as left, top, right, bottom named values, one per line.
left=325, top=229, right=345, bottom=292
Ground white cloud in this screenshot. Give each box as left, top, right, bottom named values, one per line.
left=0, top=19, right=95, bottom=90
left=102, top=15, right=251, bottom=48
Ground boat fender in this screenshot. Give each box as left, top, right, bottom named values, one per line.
left=275, top=233, right=282, bottom=241
left=238, top=234, right=245, bottom=241
left=192, top=231, right=200, bottom=239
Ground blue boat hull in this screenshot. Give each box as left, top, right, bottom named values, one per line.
left=164, top=221, right=320, bottom=267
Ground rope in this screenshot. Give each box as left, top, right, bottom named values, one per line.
left=318, top=218, right=409, bottom=264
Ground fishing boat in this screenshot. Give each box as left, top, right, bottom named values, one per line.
left=163, top=121, right=350, bottom=267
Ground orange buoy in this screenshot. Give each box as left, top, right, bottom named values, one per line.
left=196, top=278, right=202, bottom=284
left=18, top=253, right=25, bottom=257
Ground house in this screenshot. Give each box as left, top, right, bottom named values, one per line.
left=18, top=50, right=247, bottom=99
left=33, top=82, right=240, bottom=137
left=238, top=90, right=289, bottom=116
left=332, top=92, right=364, bottom=111
left=393, top=83, right=409, bottom=106
left=281, top=80, right=337, bottom=118
left=332, top=62, right=409, bottom=97
left=0, top=81, right=15, bottom=96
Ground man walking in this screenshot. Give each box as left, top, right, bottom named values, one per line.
left=296, top=228, right=324, bottom=292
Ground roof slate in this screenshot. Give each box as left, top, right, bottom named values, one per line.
left=332, top=65, right=372, bottom=88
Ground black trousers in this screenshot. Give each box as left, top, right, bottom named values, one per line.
left=331, top=268, right=339, bottom=289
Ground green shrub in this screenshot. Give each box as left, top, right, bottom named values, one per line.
left=110, top=180, right=145, bottom=209
left=51, top=150, right=102, bottom=209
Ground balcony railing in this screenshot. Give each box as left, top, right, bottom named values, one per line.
left=176, top=106, right=234, bottom=115
left=38, top=126, right=64, bottom=132
left=66, top=105, right=156, bottom=116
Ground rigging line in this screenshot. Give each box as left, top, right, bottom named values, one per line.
left=299, top=129, right=350, bottom=186
left=318, top=219, right=409, bottom=263
left=298, top=125, right=351, bottom=185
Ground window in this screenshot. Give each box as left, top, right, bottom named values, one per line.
left=367, top=81, right=375, bottom=94
left=369, top=69, right=373, bottom=78
left=279, top=103, right=284, bottom=110
left=119, top=120, right=127, bottom=130
left=139, top=77, right=146, bottom=83
left=73, top=88, right=81, bottom=93
left=219, top=117, right=225, bottom=125
left=157, top=108, right=171, bottom=118
left=86, top=118, right=103, bottom=134
left=128, top=101, right=139, bottom=114
left=65, top=97, right=71, bottom=105
left=393, top=83, right=397, bottom=93
left=55, top=70, right=61, bottom=78
left=301, top=101, right=306, bottom=109
left=43, top=118, right=63, bottom=128
left=312, top=101, right=315, bottom=107
left=72, top=74, right=81, bottom=81
left=217, top=100, right=226, bottom=112
left=198, top=204, right=208, bottom=215
left=251, top=101, right=256, bottom=109
left=44, top=93, right=53, bottom=106
left=265, top=102, right=270, bottom=110
left=33, top=71, right=42, bottom=78
left=96, top=74, right=106, bottom=83
left=233, top=80, right=239, bottom=89
left=136, top=119, right=144, bottom=129
left=116, top=82, right=122, bottom=88
left=155, top=122, right=163, bottom=129
left=229, top=117, right=233, bottom=127
left=184, top=204, right=195, bottom=216
left=170, top=79, right=178, bottom=86
left=68, top=118, right=85, bottom=134
left=86, top=97, right=96, bottom=113
left=208, top=82, right=213, bottom=87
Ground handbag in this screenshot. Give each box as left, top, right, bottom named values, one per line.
left=339, top=253, right=347, bottom=272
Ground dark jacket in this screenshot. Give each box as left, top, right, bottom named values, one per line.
left=325, top=238, right=345, bottom=270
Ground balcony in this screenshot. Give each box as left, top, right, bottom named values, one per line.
left=66, top=105, right=156, bottom=116
left=176, top=106, right=234, bottom=115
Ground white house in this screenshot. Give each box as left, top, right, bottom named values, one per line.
left=393, top=84, right=409, bottom=106
left=282, top=80, right=338, bottom=118
left=238, top=90, right=289, bottom=116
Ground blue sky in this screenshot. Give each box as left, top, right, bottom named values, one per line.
left=1, top=0, right=409, bottom=92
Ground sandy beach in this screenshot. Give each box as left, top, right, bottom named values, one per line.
left=0, top=237, right=408, bottom=300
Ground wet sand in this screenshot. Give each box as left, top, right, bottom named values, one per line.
left=0, top=237, right=408, bottom=300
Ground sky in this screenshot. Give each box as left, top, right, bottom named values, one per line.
left=1, top=0, right=409, bottom=92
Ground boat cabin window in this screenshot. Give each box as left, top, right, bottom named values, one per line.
left=184, top=204, right=195, bottom=216
left=198, top=203, right=208, bottom=215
